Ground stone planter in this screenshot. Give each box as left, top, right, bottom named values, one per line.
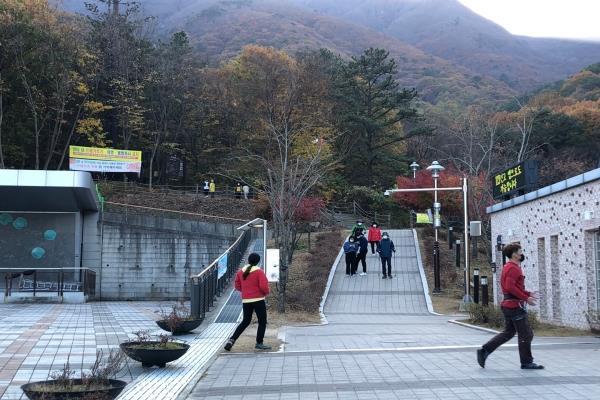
left=155, top=318, right=203, bottom=335
left=119, top=341, right=190, bottom=368
left=21, top=378, right=126, bottom=400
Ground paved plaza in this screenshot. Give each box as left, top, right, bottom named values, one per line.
left=188, top=230, right=600, bottom=400
left=1, top=230, right=600, bottom=399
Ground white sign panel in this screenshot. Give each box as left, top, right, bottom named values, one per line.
left=266, top=249, right=280, bottom=283
left=69, top=158, right=141, bottom=173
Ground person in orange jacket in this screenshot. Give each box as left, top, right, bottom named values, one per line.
left=367, top=222, right=382, bottom=254
left=224, top=253, right=272, bottom=351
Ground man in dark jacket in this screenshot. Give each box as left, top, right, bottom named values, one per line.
left=378, top=232, right=395, bottom=279
left=354, top=232, right=369, bottom=276
left=477, top=243, right=543, bottom=370
left=343, top=236, right=359, bottom=276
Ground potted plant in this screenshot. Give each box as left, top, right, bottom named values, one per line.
left=585, top=310, right=600, bottom=334
left=155, top=300, right=203, bottom=335
left=21, top=350, right=127, bottom=400
left=120, top=331, right=190, bottom=368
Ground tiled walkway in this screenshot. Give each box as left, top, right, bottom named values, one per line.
left=187, top=229, right=600, bottom=400
left=0, top=302, right=160, bottom=399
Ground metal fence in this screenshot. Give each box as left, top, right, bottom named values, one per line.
left=3, top=267, right=97, bottom=298
left=189, top=228, right=255, bottom=321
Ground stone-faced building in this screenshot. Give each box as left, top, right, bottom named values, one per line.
left=487, top=167, right=600, bottom=329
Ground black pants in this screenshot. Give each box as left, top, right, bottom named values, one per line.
left=345, top=253, right=356, bottom=275
left=369, top=241, right=379, bottom=254
left=482, top=306, right=534, bottom=365
left=355, top=251, right=367, bottom=273
left=381, top=256, right=392, bottom=276
left=230, top=300, right=267, bottom=344
left=203, top=189, right=209, bottom=196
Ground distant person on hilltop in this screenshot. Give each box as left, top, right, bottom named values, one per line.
left=209, top=179, right=216, bottom=198
left=378, top=232, right=395, bottom=279
left=235, top=182, right=242, bottom=199
left=242, top=184, right=250, bottom=199
left=367, top=222, right=382, bottom=254
left=203, top=180, right=209, bottom=197
left=477, top=243, right=543, bottom=370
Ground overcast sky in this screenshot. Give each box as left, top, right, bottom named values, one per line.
left=457, top=0, right=600, bottom=41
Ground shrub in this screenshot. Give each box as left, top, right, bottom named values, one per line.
left=468, top=303, right=538, bottom=329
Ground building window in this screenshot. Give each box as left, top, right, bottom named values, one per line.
left=596, top=231, right=600, bottom=310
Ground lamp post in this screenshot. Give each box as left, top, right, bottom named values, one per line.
left=426, top=161, right=444, bottom=293
left=410, top=161, right=420, bottom=180
left=384, top=167, right=470, bottom=301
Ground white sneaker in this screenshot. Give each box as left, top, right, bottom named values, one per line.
left=360, top=272, right=367, bottom=276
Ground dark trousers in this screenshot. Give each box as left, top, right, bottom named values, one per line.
left=369, top=241, right=379, bottom=254
left=381, top=256, right=392, bottom=276
left=482, top=306, right=534, bottom=365
left=345, top=253, right=356, bottom=275
left=230, top=300, right=267, bottom=344
left=355, top=251, right=368, bottom=273
left=203, top=189, right=209, bottom=196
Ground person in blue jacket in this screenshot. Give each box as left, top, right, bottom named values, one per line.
left=343, top=236, right=359, bottom=276
left=378, top=232, right=396, bottom=279
left=354, top=232, right=369, bottom=276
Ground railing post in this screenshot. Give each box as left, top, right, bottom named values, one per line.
left=33, top=271, right=37, bottom=297
left=191, top=277, right=200, bottom=319
left=473, top=268, right=480, bottom=304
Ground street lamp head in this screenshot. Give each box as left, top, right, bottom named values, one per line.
left=384, top=190, right=390, bottom=197
left=426, top=160, right=445, bottom=178
left=409, top=161, right=420, bottom=171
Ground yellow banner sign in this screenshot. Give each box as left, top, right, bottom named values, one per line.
left=69, top=146, right=142, bottom=162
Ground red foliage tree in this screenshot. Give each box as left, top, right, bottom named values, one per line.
left=393, top=168, right=464, bottom=218
left=293, top=197, right=325, bottom=223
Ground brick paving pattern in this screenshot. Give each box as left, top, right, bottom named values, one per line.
left=187, top=229, right=600, bottom=400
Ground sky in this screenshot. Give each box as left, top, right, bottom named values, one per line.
left=457, top=0, right=600, bottom=41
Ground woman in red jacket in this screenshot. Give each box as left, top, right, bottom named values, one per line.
left=224, top=253, right=271, bottom=351
left=367, top=223, right=382, bottom=254
left=477, top=243, right=543, bottom=370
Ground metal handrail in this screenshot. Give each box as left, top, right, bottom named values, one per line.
left=190, top=231, right=247, bottom=280
left=189, top=228, right=254, bottom=319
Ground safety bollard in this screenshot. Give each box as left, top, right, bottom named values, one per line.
left=455, top=240, right=461, bottom=268
left=481, top=276, right=489, bottom=306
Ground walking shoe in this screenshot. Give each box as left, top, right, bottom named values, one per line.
left=477, top=348, right=488, bottom=368
left=382, top=275, right=387, bottom=279
left=521, top=363, right=544, bottom=370
left=360, top=272, right=367, bottom=276
left=388, top=275, right=393, bottom=279
left=255, top=343, right=272, bottom=350
left=224, top=339, right=235, bottom=351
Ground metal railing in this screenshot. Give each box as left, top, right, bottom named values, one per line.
left=326, top=200, right=392, bottom=227
left=189, top=228, right=254, bottom=320
left=98, top=180, right=257, bottom=200
left=2, top=268, right=97, bottom=298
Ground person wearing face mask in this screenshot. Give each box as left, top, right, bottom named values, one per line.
left=354, top=232, right=369, bottom=276
left=367, top=223, right=382, bottom=254
left=377, top=232, right=395, bottom=279
left=343, top=236, right=359, bottom=276
left=477, top=243, right=543, bottom=370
